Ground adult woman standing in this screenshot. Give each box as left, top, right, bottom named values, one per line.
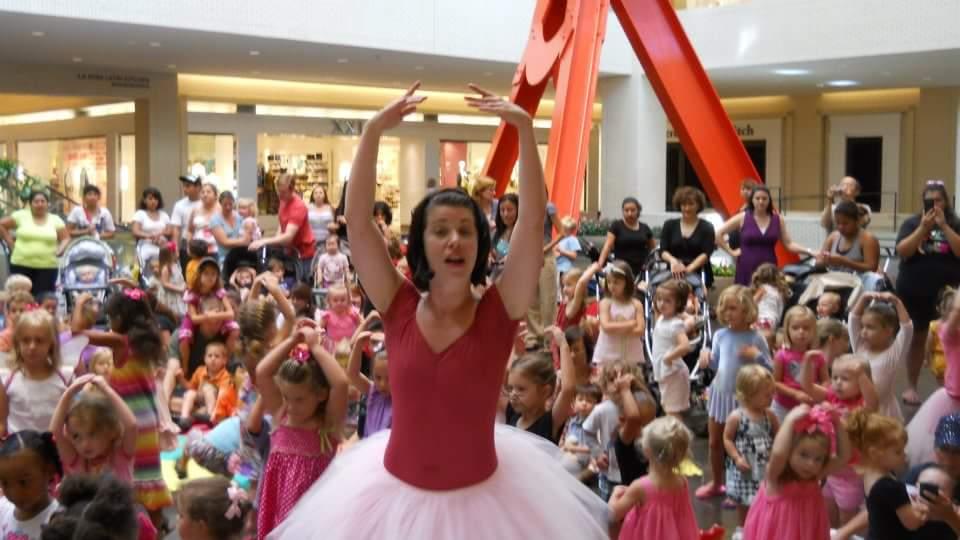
left=491, top=193, right=519, bottom=277
left=816, top=200, right=880, bottom=273
left=186, top=182, right=220, bottom=254
left=896, top=181, right=960, bottom=406
left=210, top=191, right=254, bottom=280
left=471, top=176, right=498, bottom=233
left=597, top=196, right=655, bottom=276
left=717, top=185, right=814, bottom=285
left=660, top=187, right=717, bottom=288
left=307, top=186, right=335, bottom=246
left=0, top=189, right=69, bottom=295
left=131, top=188, right=171, bottom=264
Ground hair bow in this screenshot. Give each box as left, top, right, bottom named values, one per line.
left=23, top=303, right=40, bottom=312
left=289, top=344, right=311, bottom=364
left=124, top=288, right=145, bottom=301
left=166, top=241, right=177, bottom=252
left=793, top=405, right=836, bottom=454
left=224, top=484, right=248, bottom=520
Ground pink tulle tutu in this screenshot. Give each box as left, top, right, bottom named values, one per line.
left=906, top=387, right=960, bottom=467
left=267, top=425, right=610, bottom=539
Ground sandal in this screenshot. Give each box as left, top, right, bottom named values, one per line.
left=695, top=483, right=726, bottom=499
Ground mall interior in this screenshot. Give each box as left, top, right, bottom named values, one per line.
left=1, top=0, right=957, bottom=246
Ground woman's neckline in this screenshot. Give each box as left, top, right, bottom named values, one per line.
left=622, top=219, right=640, bottom=231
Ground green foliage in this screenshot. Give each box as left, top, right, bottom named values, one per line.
left=712, top=263, right=735, bottom=277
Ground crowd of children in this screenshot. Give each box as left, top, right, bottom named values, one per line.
left=0, top=85, right=956, bottom=540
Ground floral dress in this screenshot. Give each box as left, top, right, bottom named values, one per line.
left=726, top=408, right=774, bottom=505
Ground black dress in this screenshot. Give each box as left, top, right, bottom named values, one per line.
left=895, top=214, right=960, bottom=328
left=608, top=219, right=654, bottom=276
left=659, top=218, right=716, bottom=287
left=505, top=403, right=560, bottom=444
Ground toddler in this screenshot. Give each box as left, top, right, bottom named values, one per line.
left=927, top=286, right=956, bottom=385
left=817, top=291, right=843, bottom=320
left=179, top=341, right=238, bottom=428
left=848, top=291, right=912, bottom=421
left=816, top=318, right=850, bottom=374
left=155, top=245, right=186, bottom=317
left=651, top=279, right=692, bottom=418
left=184, top=239, right=209, bottom=290
left=772, top=306, right=828, bottom=420
left=554, top=216, right=581, bottom=279
left=696, top=285, right=771, bottom=501
left=743, top=404, right=851, bottom=540
left=347, top=322, right=392, bottom=439
left=594, top=261, right=645, bottom=366
left=752, top=262, right=790, bottom=336
left=229, top=263, right=257, bottom=302
left=556, top=262, right=600, bottom=331
left=43, top=474, right=155, bottom=540
left=724, top=365, right=778, bottom=524
left=0, top=431, right=62, bottom=540
left=560, top=383, right=602, bottom=477
left=176, top=477, right=252, bottom=540
left=314, top=235, right=350, bottom=288
left=609, top=416, right=699, bottom=540
left=319, top=284, right=362, bottom=353
left=237, top=197, right=262, bottom=242
left=179, top=258, right=240, bottom=378
left=0, top=290, right=35, bottom=353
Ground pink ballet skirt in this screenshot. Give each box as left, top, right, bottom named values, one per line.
left=744, top=481, right=829, bottom=540
left=618, top=476, right=699, bottom=540
left=257, top=422, right=338, bottom=540
left=906, top=387, right=960, bottom=467
left=266, top=425, right=610, bottom=539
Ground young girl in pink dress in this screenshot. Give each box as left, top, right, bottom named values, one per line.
left=268, top=83, right=608, bottom=539
left=610, top=416, right=699, bottom=540
left=744, top=404, right=851, bottom=540
left=255, top=328, right=349, bottom=540
left=907, top=290, right=960, bottom=467
left=318, top=284, right=361, bottom=352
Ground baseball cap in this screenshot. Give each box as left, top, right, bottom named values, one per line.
left=179, top=174, right=201, bottom=185
left=935, top=413, right=960, bottom=449
left=197, top=256, right=220, bottom=274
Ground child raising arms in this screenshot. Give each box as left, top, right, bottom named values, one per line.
left=849, top=291, right=913, bottom=421
left=772, top=306, right=828, bottom=420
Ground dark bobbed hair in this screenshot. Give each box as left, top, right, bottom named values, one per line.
left=139, top=187, right=164, bottom=210
left=0, top=430, right=61, bottom=478
left=373, top=200, right=393, bottom=226
left=746, top=185, right=777, bottom=214
left=407, top=188, right=490, bottom=291
left=28, top=189, right=49, bottom=203
left=672, top=186, right=706, bottom=213
left=834, top=200, right=860, bottom=222
left=493, top=192, right=519, bottom=247
left=41, top=474, right=138, bottom=540
left=621, top=197, right=641, bottom=212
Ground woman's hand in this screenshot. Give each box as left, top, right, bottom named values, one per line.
left=368, top=81, right=427, bottom=132
left=933, top=207, right=947, bottom=228
left=464, top=84, right=532, bottom=128
left=922, top=209, right=938, bottom=231
left=670, top=260, right=686, bottom=279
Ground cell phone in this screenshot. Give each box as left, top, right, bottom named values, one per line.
left=924, top=198, right=935, bottom=213
left=919, top=481, right=941, bottom=499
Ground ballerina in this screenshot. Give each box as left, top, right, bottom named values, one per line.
left=268, top=82, right=609, bottom=539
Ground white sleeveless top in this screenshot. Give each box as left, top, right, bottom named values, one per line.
left=593, top=299, right=646, bottom=366
left=3, top=368, right=72, bottom=433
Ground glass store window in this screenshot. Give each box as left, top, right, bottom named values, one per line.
left=17, top=137, right=108, bottom=215
left=188, top=134, right=237, bottom=196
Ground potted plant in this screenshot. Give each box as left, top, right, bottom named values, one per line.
left=708, top=262, right=736, bottom=306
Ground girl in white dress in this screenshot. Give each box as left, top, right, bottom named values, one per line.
left=594, top=261, right=645, bottom=366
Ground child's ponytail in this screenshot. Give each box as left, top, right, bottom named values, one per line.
left=104, top=289, right=164, bottom=367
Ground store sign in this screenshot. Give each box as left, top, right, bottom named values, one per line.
left=76, top=73, right=150, bottom=89
left=333, top=119, right=364, bottom=135
left=667, top=123, right=755, bottom=139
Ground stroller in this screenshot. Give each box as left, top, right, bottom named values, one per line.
left=639, top=249, right=714, bottom=436
left=58, top=237, right=117, bottom=313
left=782, top=250, right=895, bottom=319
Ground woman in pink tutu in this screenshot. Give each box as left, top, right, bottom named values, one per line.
left=907, top=290, right=960, bottom=467
left=609, top=416, right=699, bottom=540
left=268, top=83, right=609, bottom=539
left=744, top=404, right=851, bottom=540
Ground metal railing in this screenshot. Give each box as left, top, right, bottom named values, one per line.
left=766, top=188, right=902, bottom=232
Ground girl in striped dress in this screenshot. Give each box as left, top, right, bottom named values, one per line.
left=84, top=287, right=173, bottom=533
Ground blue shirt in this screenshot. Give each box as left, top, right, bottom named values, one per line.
left=209, top=211, right=243, bottom=262
left=709, top=328, right=772, bottom=394
left=556, top=235, right=581, bottom=274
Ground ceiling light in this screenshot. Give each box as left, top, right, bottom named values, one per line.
left=249, top=50, right=260, bottom=56
left=0, top=109, right=76, bottom=126
left=336, top=58, right=349, bottom=64
left=437, top=114, right=501, bottom=126
left=82, top=102, right=136, bottom=117
left=826, top=80, right=858, bottom=87
left=72, top=57, right=83, bottom=63
left=186, top=101, right=238, bottom=114
left=772, top=68, right=810, bottom=76
left=149, top=41, right=161, bottom=47
left=532, top=119, right=552, bottom=129
left=31, top=31, right=45, bottom=37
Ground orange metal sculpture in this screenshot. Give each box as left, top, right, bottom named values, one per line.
left=482, top=0, right=759, bottom=220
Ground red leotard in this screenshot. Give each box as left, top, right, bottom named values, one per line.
left=382, top=280, right=518, bottom=490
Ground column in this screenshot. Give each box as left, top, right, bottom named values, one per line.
left=398, top=138, right=426, bottom=228
left=236, top=126, right=258, bottom=200
left=598, top=67, right=667, bottom=217
left=424, top=137, right=440, bottom=188
left=105, top=133, right=119, bottom=219
left=134, top=76, right=187, bottom=208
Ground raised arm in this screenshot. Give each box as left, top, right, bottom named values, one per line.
left=548, top=326, right=576, bottom=438
left=89, top=375, right=138, bottom=457
left=799, top=350, right=829, bottom=402
left=346, top=331, right=373, bottom=394
left=567, top=262, right=600, bottom=318
left=467, top=86, right=547, bottom=319
left=897, top=211, right=936, bottom=259
left=255, top=334, right=299, bottom=414
left=766, top=404, right=809, bottom=487
left=50, top=375, right=95, bottom=466
left=346, top=84, right=424, bottom=312
left=306, top=330, right=349, bottom=434
left=597, top=232, right=616, bottom=267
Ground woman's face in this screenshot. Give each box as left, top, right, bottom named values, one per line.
left=424, top=205, right=478, bottom=286
left=313, top=187, right=327, bottom=206
left=834, top=213, right=859, bottom=238
left=201, top=185, right=217, bottom=206
left=143, top=193, right=159, bottom=211
left=751, top=190, right=771, bottom=215
left=740, top=184, right=754, bottom=202
left=924, top=189, right=948, bottom=212
left=221, top=196, right=234, bottom=215
left=679, top=199, right=699, bottom=219
left=622, top=202, right=639, bottom=224
left=840, top=177, right=860, bottom=200
left=30, top=194, right=48, bottom=216
left=481, top=186, right=495, bottom=203
left=499, top=200, right=518, bottom=228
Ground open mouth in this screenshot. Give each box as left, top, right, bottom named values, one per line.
left=445, top=257, right=466, bottom=267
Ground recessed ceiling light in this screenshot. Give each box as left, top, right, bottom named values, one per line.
left=167, top=64, right=177, bottom=69
left=31, top=31, right=45, bottom=37
left=826, top=80, right=858, bottom=87
left=72, top=57, right=83, bottom=63
left=772, top=68, right=810, bottom=76
left=336, top=58, right=349, bottom=64
left=414, top=65, right=424, bottom=71
left=149, top=41, right=161, bottom=47
left=249, top=50, right=260, bottom=56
